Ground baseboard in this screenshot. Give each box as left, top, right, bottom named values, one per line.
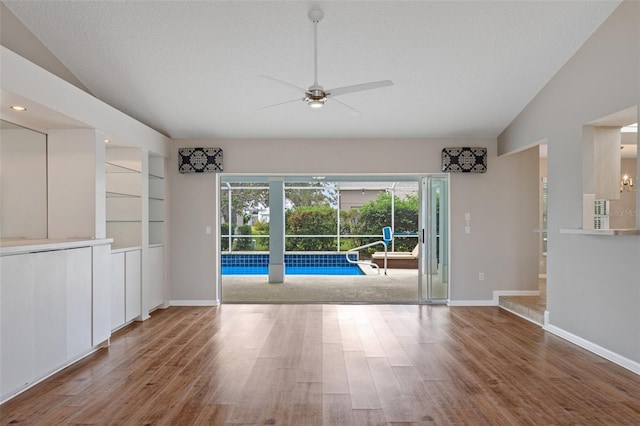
left=544, top=324, right=640, bottom=376
left=169, top=299, right=220, bottom=306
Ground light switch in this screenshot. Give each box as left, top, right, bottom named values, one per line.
left=465, top=226, right=471, bottom=234
left=205, top=226, right=212, bottom=235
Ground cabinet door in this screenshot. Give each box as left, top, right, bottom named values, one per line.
left=92, top=245, right=111, bottom=345
left=148, top=246, right=164, bottom=310
left=64, top=248, right=92, bottom=360
left=110, top=252, right=126, bottom=330
left=125, top=250, right=142, bottom=322
left=0, top=254, right=36, bottom=400
left=34, top=250, right=67, bottom=376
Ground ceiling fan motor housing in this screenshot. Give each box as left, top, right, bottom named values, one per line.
left=306, top=85, right=327, bottom=101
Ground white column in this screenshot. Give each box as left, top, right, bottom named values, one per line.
left=268, top=177, right=285, bottom=283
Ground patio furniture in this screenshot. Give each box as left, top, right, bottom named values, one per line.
left=371, top=244, right=419, bottom=269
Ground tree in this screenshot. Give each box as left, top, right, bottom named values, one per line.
left=220, top=183, right=268, bottom=226
left=286, top=205, right=337, bottom=251
left=285, top=182, right=337, bottom=208
left=233, top=224, right=254, bottom=251
left=355, top=192, right=418, bottom=253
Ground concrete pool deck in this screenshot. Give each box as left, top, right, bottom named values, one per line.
left=221, top=267, right=448, bottom=303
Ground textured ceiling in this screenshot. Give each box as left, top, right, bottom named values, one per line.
left=4, top=1, right=620, bottom=139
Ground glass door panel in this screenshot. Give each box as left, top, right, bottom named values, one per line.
left=419, top=175, right=449, bottom=302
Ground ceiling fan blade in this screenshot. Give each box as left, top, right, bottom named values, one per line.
left=327, top=80, right=394, bottom=97
left=326, top=97, right=361, bottom=116
left=258, top=75, right=308, bottom=94
left=254, top=98, right=303, bottom=112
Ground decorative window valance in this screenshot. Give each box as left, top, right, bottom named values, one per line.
left=178, top=147, right=223, bottom=173
left=442, top=147, right=487, bottom=173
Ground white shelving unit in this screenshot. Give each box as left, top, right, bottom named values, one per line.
left=148, top=155, right=165, bottom=246
left=106, top=149, right=143, bottom=250
left=147, top=155, right=166, bottom=311
left=106, top=148, right=166, bottom=328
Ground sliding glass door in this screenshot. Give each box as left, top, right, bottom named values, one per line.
left=419, top=175, right=449, bottom=303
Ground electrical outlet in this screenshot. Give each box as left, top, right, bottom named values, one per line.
left=465, top=226, right=471, bottom=234
left=479, top=272, right=485, bottom=281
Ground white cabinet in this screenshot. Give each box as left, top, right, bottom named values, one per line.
left=63, top=248, right=93, bottom=360
left=125, top=250, right=142, bottom=322
left=110, top=249, right=142, bottom=330
left=107, top=150, right=165, bottom=323
left=1, top=253, right=36, bottom=400
left=148, top=246, right=164, bottom=310
left=92, top=245, right=111, bottom=345
left=0, top=243, right=106, bottom=402
left=110, top=252, right=126, bottom=330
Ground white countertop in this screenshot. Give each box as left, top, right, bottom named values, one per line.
left=0, top=238, right=113, bottom=255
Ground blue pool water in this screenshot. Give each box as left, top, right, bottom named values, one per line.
left=221, top=253, right=363, bottom=276
left=222, top=265, right=363, bottom=276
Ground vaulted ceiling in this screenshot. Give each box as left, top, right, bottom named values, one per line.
left=3, top=1, right=620, bottom=139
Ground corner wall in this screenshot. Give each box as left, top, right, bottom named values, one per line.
left=168, top=138, right=539, bottom=304
left=498, top=1, right=640, bottom=366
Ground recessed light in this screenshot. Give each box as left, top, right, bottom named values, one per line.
left=104, top=139, right=110, bottom=143
left=10, top=105, right=27, bottom=111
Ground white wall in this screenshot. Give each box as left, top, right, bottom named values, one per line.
left=498, top=1, right=640, bottom=364
left=169, top=138, right=539, bottom=303
left=0, top=127, right=47, bottom=239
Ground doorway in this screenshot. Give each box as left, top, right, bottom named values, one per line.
left=216, top=174, right=449, bottom=304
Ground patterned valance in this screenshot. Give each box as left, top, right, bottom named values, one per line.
left=178, top=147, right=223, bottom=173
left=442, top=147, right=487, bottom=173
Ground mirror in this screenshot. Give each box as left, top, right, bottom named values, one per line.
left=0, top=120, right=48, bottom=239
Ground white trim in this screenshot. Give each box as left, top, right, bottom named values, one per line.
left=448, top=290, right=540, bottom=307
left=493, top=290, right=539, bottom=305
left=448, top=299, right=495, bottom=306
left=544, top=324, right=640, bottom=376
left=170, top=299, right=220, bottom=306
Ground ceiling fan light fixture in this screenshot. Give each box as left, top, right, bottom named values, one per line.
left=309, top=99, right=324, bottom=109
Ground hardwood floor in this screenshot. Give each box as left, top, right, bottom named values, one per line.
left=2, top=304, right=640, bottom=425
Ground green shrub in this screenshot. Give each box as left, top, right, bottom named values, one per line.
left=286, top=205, right=338, bottom=251
left=233, top=224, right=254, bottom=251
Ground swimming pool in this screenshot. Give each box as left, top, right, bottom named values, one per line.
left=221, top=253, right=364, bottom=276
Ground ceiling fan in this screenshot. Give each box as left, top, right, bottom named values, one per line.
left=257, top=9, right=393, bottom=115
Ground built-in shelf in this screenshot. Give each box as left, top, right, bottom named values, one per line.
left=105, top=162, right=141, bottom=174
left=559, top=228, right=640, bottom=236
left=149, top=155, right=165, bottom=246
left=106, top=191, right=140, bottom=198
left=106, top=149, right=143, bottom=249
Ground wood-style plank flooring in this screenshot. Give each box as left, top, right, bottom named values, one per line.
left=2, top=304, right=640, bottom=425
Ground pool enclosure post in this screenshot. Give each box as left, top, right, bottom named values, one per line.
left=269, top=177, right=285, bottom=283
